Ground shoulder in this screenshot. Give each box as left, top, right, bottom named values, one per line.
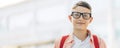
left=98, top=37, right=107, bottom=48
left=54, top=36, right=62, bottom=48
left=54, top=35, right=69, bottom=48
left=94, top=35, right=107, bottom=48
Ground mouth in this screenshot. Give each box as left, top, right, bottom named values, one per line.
left=76, top=22, right=85, bottom=25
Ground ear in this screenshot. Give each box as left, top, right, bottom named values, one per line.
left=68, top=15, right=72, bottom=22
left=89, top=17, right=93, bottom=23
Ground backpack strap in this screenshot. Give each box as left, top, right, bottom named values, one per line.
left=60, top=35, right=69, bottom=48
left=93, top=35, right=99, bottom=48
left=60, top=35, right=99, bottom=48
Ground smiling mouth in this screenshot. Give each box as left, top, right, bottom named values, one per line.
left=76, top=22, right=85, bottom=24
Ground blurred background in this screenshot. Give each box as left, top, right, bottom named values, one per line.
left=0, top=0, right=119, bottom=48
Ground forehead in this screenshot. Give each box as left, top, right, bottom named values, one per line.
left=72, top=6, right=91, bottom=13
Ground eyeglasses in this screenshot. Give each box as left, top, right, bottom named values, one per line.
left=71, top=12, right=91, bottom=20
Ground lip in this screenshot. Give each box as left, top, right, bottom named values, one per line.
left=76, top=22, right=85, bottom=24
left=77, top=23, right=85, bottom=25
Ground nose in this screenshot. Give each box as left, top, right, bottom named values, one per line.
left=78, top=15, right=84, bottom=20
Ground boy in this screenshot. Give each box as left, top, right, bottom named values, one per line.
left=54, top=1, right=106, bottom=48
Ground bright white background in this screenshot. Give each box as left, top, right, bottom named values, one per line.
left=0, top=0, right=119, bottom=48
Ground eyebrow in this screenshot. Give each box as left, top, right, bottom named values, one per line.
left=72, top=11, right=91, bottom=13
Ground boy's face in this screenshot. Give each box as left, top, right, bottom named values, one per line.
left=69, top=6, right=93, bottom=30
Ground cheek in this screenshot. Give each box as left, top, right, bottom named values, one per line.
left=85, top=20, right=91, bottom=25
left=71, top=20, right=77, bottom=26
left=71, top=18, right=75, bottom=23
left=72, top=20, right=75, bottom=25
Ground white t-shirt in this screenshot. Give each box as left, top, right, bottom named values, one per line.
left=72, top=35, right=92, bottom=48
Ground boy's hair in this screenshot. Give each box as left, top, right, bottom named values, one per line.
left=72, top=1, right=91, bottom=10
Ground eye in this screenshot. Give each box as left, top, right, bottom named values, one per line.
left=71, top=12, right=80, bottom=19
left=72, top=13, right=79, bottom=16
left=83, top=13, right=90, bottom=18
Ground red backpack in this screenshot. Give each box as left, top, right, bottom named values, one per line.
left=60, top=35, right=99, bottom=48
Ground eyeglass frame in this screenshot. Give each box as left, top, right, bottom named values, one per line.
left=71, top=12, right=92, bottom=20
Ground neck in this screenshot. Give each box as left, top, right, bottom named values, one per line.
left=73, top=29, right=88, bottom=41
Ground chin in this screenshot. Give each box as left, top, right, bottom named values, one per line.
left=76, top=27, right=85, bottom=30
